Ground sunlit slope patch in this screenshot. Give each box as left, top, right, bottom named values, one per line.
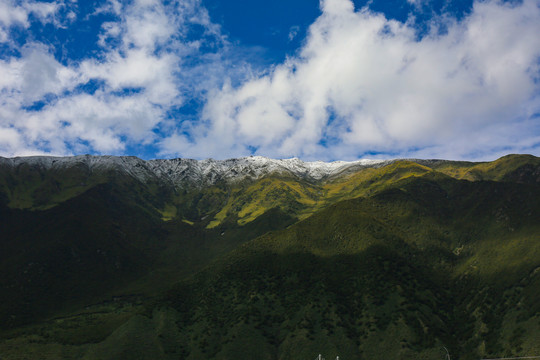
left=164, top=173, right=540, bottom=360
left=219, top=171, right=540, bottom=262
left=322, top=160, right=433, bottom=198
left=205, top=177, right=322, bottom=228
left=0, top=160, right=108, bottom=210
left=203, top=155, right=539, bottom=228
left=0, top=157, right=171, bottom=213
left=205, top=160, right=435, bottom=228
left=429, top=154, right=540, bottom=183
left=170, top=185, right=229, bottom=224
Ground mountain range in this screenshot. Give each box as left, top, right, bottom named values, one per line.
left=0, top=154, right=539, bottom=360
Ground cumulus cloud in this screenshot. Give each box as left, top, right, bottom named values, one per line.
left=162, top=0, right=540, bottom=160
left=0, top=0, right=63, bottom=42
left=0, top=0, right=236, bottom=157
left=0, top=0, right=539, bottom=161
left=0, top=1, right=28, bottom=30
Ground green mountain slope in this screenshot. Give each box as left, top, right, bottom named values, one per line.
left=427, top=154, right=540, bottom=183
left=194, top=155, right=540, bottom=229
left=0, top=177, right=295, bottom=330
left=0, top=154, right=539, bottom=360
left=158, top=173, right=540, bottom=360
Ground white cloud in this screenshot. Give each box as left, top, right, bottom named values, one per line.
left=97, top=21, right=121, bottom=47
left=122, top=0, right=175, bottom=49
left=22, top=1, right=60, bottom=23
left=0, top=0, right=30, bottom=29
left=0, top=0, right=63, bottom=42
left=162, top=0, right=540, bottom=161
left=23, top=92, right=163, bottom=150
left=80, top=48, right=179, bottom=105
left=1, top=0, right=539, bottom=161
left=406, top=0, right=427, bottom=8
left=0, top=127, right=22, bottom=154
left=288, top=25, right=300, bottom=41
left=19, top=44, right=81, bottom=103
left=0, top=0, right=239, bottom=157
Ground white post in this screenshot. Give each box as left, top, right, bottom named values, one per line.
left=443, top=346, right=450, bottom=360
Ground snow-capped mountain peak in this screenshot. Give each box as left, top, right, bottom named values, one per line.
left=0, top=155, right=389, bottom=186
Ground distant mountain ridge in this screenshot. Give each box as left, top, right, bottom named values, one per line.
left=0, top=155, right=390, bottom=186
left=2, top=154, right=538, bottom=193
left=2, top=154, right=538, bottom=186
left=1, top=153, right=538, bottom=224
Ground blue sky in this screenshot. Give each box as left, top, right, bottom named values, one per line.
left=0, top=0, right=539, bottom=161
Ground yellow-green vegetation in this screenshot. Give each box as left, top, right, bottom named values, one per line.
left=207, top=177, right=321, bottom=228
left=0, top=163, right=111, bottom=210
left=162, top=166, right=540, bottom=360
left=1, top=154, right=539, bottom=360
left=322, top=160, right=433, bottom=201
left=204, top=155, right=539, bottom=229
left=159, top=204, right=178, bottom=221
left=4, top=179, right=99, bottom=210
left=204, top=160, right=436, bottom=228
left=432, top=154, right=540, bottom=182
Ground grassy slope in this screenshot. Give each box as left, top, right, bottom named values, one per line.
left=429, top=154, right=540, bottom=183
left=0, top=160, right=110, bottom=210
left=157, top=173, right=540, bottom=360
left=1, top=154, right=536, bottom=227
left=203, top=160, right=435, bottom=229
left=202, top=155, right=540, bottom=229
left=0, top=154, right=539, bottom=359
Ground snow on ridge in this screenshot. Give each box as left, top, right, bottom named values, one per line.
left=0, top=155, right=389, bottom=185
left=0, top=155, right=157, bottom=183
left=235, top=156, right=387, bottom=180
left=159, top=155, right=389, bottom=182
